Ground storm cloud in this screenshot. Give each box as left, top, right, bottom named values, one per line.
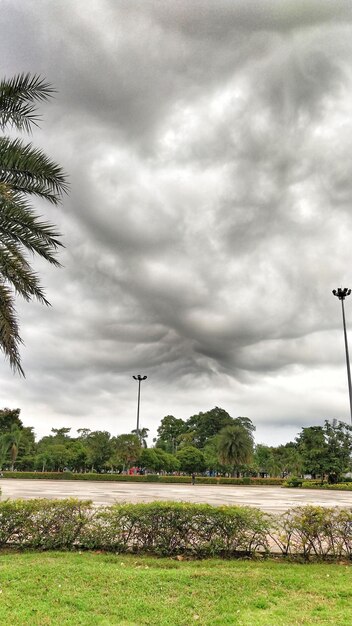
left=1, top=0, right=352, bottom=444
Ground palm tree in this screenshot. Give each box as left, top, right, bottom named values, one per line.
left=131, top=427, right=149, bottom=448
left=0, top=434, right=9, bottom=470
left=217, top=425, right=253, bottom=476
left=0, top=73, right=68, bottom=374
left=5, top=424, right=22, bottom=470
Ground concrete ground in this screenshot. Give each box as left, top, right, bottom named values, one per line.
left=1, top=479, right=352, bottom=513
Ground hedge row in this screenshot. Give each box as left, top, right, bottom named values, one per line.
left=1, top=471, right=285, bottom=486
left=301, top=482, right=352, bottom=491
left=284, top=478, right=352, bottom=491
left=0, top=499, right=352, bottom=559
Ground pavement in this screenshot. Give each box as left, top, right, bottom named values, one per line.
left=1, top=479, right=352, bottom=513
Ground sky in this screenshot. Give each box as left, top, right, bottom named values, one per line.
left=1, top=0, right=352, bottom=446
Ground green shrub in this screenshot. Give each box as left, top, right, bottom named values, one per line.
left=0, top=499, right=92, bottom=549
left=81, top=502, right=270, bottom=557
left=320, top=483, right=352, bottom=491
left=269, top=505, right=352, bottom=559
left=298, top=482, right=352, bottom=491
left=0, top=500, right=351, bottom=559
left=1, top=472, right=285, bottom=485
left=284, top=476, right=303, bottom=488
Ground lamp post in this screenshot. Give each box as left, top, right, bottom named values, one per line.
left=332, top=287, right=352, bottom=423
left=132, top=375, right=147, bottom=440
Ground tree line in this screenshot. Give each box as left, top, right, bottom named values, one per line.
left=0, top=406, right=351, bottom=483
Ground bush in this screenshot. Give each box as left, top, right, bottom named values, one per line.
left=0, top=499, right=92, bottom=549
left=81, top=502, right=270, bottom=557
left=284, top=476, right=303, bottom=488
left=296, top=482, right=352, bottom=491
left=269, top=505, right=352, bottom=559
left=0, top=500, right=351, bottom=559
left=1, top=472, right=285, bottom=485
left=315, top=483, right=352, bottom=491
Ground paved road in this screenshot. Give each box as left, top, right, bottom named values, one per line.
left=1, top=479, right=352, bottom=513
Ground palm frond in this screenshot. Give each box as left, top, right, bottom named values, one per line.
left=0, top=137, right=68, bottom=203
left=0, top=73, right=55, bottom=133
left=0, top=73, right=67, bottom=376
left=0, top=246, right=50, bottom=305
left=0, top=282, right=24, bottom=376
left=0, top=194, right=62, bottom=265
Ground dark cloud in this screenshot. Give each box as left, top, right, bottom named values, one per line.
left=0, top=0, right=352, bottom=443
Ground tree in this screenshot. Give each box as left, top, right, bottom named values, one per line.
left=139, top=448, right=160, bottom=472
left=176, top=446, right=206, bottom=474
left=44, top=444, right=70, bottom=471
left=176, top=430, right=198, bottom=450
left=131, top=427, right=149, bottom=448
left=155, top=415, right=187, bottom=453
left=186, top=407, right=234, bottom=448
left=275, top=443, right=303, bottom=477
left=0, top=407, right=23, bottom=431
left=5, top=424, right=22, bottom=470
left=0, top=434, right=9, bottom=469
left=254, top=444, right=273, bottom=476
left=16, top=425, right=36, bottom=470
left=153, top=448, right=180, bottom=473
left=67, top=440, right=88, bottom=472
left=297, top=420, right=352, bottom=482
left=296, top=425, right=328, bottom=479
left=77, top=428, right=91, bottom=440
left=203, top=435, right=232, bottom=475
left=51, top=428, right=71, bottom=442
left=233, top=416, right=256, bottom=436
left=217, top=424, right=254, bottom=475
left=86, top=431, right=113, bottom=472
left=113, top=434, right=141, bottom=470
left=0, top=73, right=67, bottom=374
left=34, top=450, right=52, bottom=472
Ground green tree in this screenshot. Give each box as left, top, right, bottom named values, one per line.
left=203, top=435, right=231, bottom=475
left=254, top=444, right=273, bottom=476
left=275, top=442, right=303, bottom=477
left=176, top=445, right=206, bottom=474
left=0, top=434, right=9, bottom=469
left=233, top=416, right=256, bottom=436
left=44, top=444, right=70, bottom=471
left=153, top=448, right=180, bottom=473
left=177, top=430, right=198, bottom=450
left=296, top=425, right=328, bottom=478
left=34, top=450, right=52, bottom=472
left=51, top=428, right=71, bottom=442
left=217, top=424, right=254, bottom=475
left=67, top=440, right=88, bottom=472
left=297, top=420, right=352, bottom=482
left=139, top=448, right=160, bottom=472
left=16, top=426, right=36, bottom=470
left=0, top=407, right=23, bottom=431
left=113, top=434, right=141, bottom=470
left=155, top=415, right=187, bottom=453
left=77, top=428, right=91, bottom=440
left=186, top=407, right=234, bottom=448
left=86, top=431, right=113, bottom=472
left=5, top=424, right=22, bottom=470
left=0, top=73, right=67, bottom=374
left=131, top=427, right=149, bottom=448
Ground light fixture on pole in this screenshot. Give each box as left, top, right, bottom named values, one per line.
left=332, top=287, right=352, bottom=423
left=132, top=374, right=147, bottom=439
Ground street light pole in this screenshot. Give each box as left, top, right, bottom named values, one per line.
left=332, top=288, right=352, bottom=423
left=132, top=374, right=147, bottom=439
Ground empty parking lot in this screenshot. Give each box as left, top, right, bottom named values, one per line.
left=1, top=479, right=352, bottom=513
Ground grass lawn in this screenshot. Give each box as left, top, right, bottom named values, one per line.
left=0, top=552, right=351, bottom=625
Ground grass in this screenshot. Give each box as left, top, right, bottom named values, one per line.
left=0, top=552, right=351, bottom=625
